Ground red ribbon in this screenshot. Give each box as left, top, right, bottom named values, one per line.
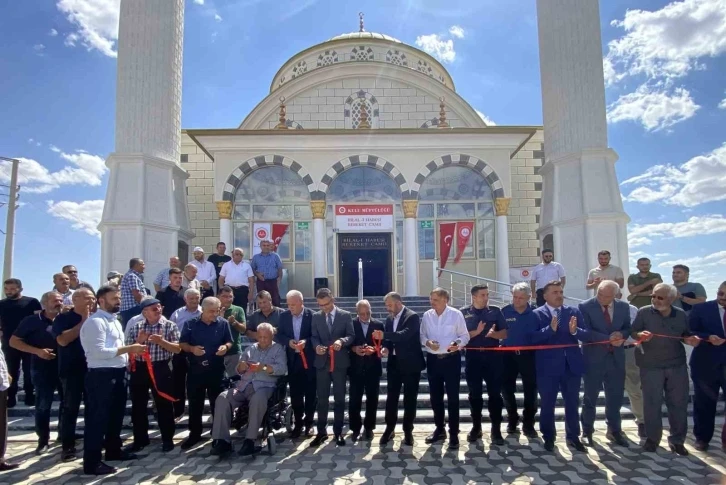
left=373, top=334, right=383, bottom=358
left=294, top=342, right=308, bottom=370
left=329, top=345, right=335, bottom=372
left=129, top=350, right=178, bottom=402
left=466, top=333, right=700, bottom=353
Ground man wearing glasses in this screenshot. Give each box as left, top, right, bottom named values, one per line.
left=631, top=283, right=700, bottom=456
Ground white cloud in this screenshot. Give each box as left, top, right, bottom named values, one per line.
left=719, top=96, right=726, bottom=109
left=34, top=44, right=46, bottom=56
left=56, top=0, right=120, bottom=58
left=628, top=214, right=726, bottom=247
left=49, top=28, right=59, bottom=37
left=621, top=142, right=726, bottom=207
left=415, top=34, right=456, bottom=63
left=606, top=83, right=699, bottom=131
left=46, top=200, right=104, bottom=237
left=193, top=0, right=204, bottom=4
left=27, top=138, right=42, bottom=147
left=475, top=109, right=496, bottom=126
left=449, top=25, right=465, bottom=39
left=0, top=148, right=107, bottom=194
left=214, top=13, right=222, bottom=22
left=605, top=0, right=726, bottom=84
left=656, top=250, right=726, bottom=290
left=49, top=145, right=61, bottom=153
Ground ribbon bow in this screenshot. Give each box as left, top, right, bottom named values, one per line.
left=372, top=333, right=383, bottom=358
left=294, top=342, right=308, bottom=369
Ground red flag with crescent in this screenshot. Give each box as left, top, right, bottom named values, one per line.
left=454, top=221, right=474, bottom=263
left=438, top=222, right=456, bottom=276
left=271, top=223, right=290, bottom=252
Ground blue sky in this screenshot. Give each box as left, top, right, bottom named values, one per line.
left=0, top=0, right=724, bottom=299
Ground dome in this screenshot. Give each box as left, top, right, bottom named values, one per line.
left=328, top=31, right=402, bottom=43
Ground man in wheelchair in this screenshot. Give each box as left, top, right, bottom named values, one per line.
left=210, top=322, right=287, bottom=456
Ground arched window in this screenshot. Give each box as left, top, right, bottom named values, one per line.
left=416, top=165, right=495, bottom=260
left=344, top=91, right=379, bottom=129
left=326, top=166, right=401, bottom=203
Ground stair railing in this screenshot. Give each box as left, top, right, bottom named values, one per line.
left=357, top=258, right=364, bottom=302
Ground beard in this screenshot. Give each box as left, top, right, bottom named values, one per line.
left=110, top=303, right=121, bottom=313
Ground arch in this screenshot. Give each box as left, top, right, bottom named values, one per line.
left=411, top=153, right=505, bottom=200
left=317, top=154, right=409, bottom=198
left=344, top=91, right=379, bottom=129
left=221, top=155, right=322, bottom=201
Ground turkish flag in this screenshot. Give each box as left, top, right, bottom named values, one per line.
left=271, top=223, right=290, bottom=252
left=454, top=221, right=474, bottom=263
left=438, top=222, right=456, bottom=276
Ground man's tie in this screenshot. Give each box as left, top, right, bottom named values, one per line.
left=554, top=308, right=561, bottom=329
left=327, top=312, right=333, bottom=332
left=603, top=306, right=612, bottom=329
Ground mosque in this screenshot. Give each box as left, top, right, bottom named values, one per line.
left=100, top=1, right=629, bottom=301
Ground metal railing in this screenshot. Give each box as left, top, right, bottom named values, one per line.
left=357, top=258, right=364, bottom=301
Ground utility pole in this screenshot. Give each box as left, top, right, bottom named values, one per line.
left=1, top=157, right=19, bottom=296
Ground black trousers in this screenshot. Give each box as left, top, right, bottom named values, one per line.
left=171, top=354, right=188, bottom=418
left=427, top=353, right=462, bottom=434
left=60, top=371, right=86, bottom=450
left=288, top=365, right=316, bottom=428
left=465, top=351, right=504, bottom=427
left=536, top=289, right=545, bottom=308
left=316, top=369, right=347, bottom=436
left=692, top=362, right=726, bottom=444
left=186, top=363, right=224, bottom=438
left=502, top=351, right=538, bottom=429
left=2, top=339, right=33, bottom=399
left=130, top=361, right=176, bottom=444
left=349, top=370, right=380, bottom=433
left=384, top=356, right=421, bottom=434
left=83, top=368, right=126, bottom=470
left=31, top=364, right=63, bottom=445
left=230, top=286, right=249, bottom=311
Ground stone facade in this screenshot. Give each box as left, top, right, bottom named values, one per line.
left=181, top=135, right=219, bottom=250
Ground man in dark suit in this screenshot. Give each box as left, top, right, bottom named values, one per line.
left=531, top=280, right=587, bottom=452
left=348, top=299, right=385, bottom=443
left=275, top=289, right=316, bottom=439
left=310, top=288, right=354, bottom=447
left=688, top=281, right=726, bottom=452
left=372, top=292, right=425, bottom=446
left=578, top=280, right=631, bottom=447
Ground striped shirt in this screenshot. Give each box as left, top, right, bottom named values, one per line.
left=0, top=346, right=9, bottom=391
left=125, top=316, right=180, bottom=362
left=120, top=270, right=145, bottom=311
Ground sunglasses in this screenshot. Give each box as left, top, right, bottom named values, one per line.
left=66, top=270, right=78, bottom=274
left=650, top=295, right=667, bottom=301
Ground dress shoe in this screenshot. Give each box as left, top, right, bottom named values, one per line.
left=105, top=449, right=138, bottom=461
left=693, top=440, right=708, bottom=452
left=379, top=429, right=395, bottom=445
left=467, top=426, right=482, bottom=443
left=335, top=435, right=346, bottom=446
left=210, top=439, right=232, bottom=456
left=309, top=434, right=328, bottom=448
left=425, top=428, right=447, bottom=444
left=566, top=438, right=586, bottom=452
left=162, top=442, right=175, bottom=452
left=24, top=394, right=35, bottom=407
left=669, top=443, right=688, bottom=456
left=0, top=462, right=20, bottom=471
left=543, top=440, right=555, bottom=452
left=180, top=435, right=206, bottom=451
left=522, top=427, right=538, bottom=439
left=637, top=423, right=646, bottom=439
left=606, top=430, right=629, bottom=447
left=363, top=429, right=374, bottom=441
left=506, top=422, right=519, bottom=434
left=6, top=395, right=16, bottom=409
left=491, top=429, right=505, bottom=446
left=582, top=433, right=595, bottom=447
left=174, top=412, right=185, bottom=424
left=303, top=426, right=315, bottom=438
left=449, top=434, right=459, bottom=449
left=350, top=430, right=360, bottom=443
left=289, top=425, right=302, bottom=440
left=403, top=433, right=414, bottom=446
left=642, top=440, right=658, bottom=452
left=238, top=439, right=256, bottom=457
left=84, top=462, right=117, bottom=476
left=127, top=440, right=150, bottom=452
left=35, top=443, right=50, bottom=456
left=61, top=447, right=77, bottom=462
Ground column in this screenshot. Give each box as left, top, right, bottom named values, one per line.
left=311, top=200, right=327, bottom=279
left=402, top=200, right=419, bottom=296
left=216, top=201, right=233, bottom=251
left=495, top=198, right=511, bottom=290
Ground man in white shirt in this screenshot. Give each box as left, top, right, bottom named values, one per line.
left=79, top=285, right=145, bottom=476
left=218, top=248, right=255, bottom=309
left=190, top=247, right=217, bottom=299
left=530, top=249, right=566, bottom=307
left=420, top=287, right=470, bottom=449
left=586, top=250, right=624, bottom=292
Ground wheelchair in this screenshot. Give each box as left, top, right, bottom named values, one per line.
left=230, top=375, right=293, bottom=455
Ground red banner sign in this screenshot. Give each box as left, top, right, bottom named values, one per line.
left=271, top=223, right=290, bottom=251
left=438, top=222, right=456, bottom=276
left=454, top=221, right=474, bottom=263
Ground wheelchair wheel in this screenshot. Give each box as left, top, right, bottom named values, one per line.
left=283, top=405, right=294, bottom=433
left=267, top=433, right=277, bottom=454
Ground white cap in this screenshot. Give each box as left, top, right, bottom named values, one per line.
left=193, top=246, right=204, bottom=253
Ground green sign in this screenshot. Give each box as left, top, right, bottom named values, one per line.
left=419, top=220, right=433, bottom=229
left=296, top=222, right=309, bottom=230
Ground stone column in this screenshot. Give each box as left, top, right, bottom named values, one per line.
left=311, top=200, right=327, bottom=279
left=402, top=200, right=419, bottom=296
left=495, top=198, right=511, bottom=288
left=216, top=201, right=233, bottom=252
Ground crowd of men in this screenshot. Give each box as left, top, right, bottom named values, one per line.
left=0, top=243, right=723, bottom=476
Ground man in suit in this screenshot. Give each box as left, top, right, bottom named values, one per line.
left=275, top=289, right=316, bottom=439
left=688, top=281, right=726, bottom=452
left=372, top=292, right=425, bottom=447
left=310, top=288, right=354, bottom=447
left=578, top=280, right=631, bottom=447
left=348, top=299, right=385, bottom=443
left=531, top=280, right=587, bottom=452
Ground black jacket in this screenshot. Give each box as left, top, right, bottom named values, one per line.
left=383, top=307, right=425, bottom=374
left=276, top=307, right=315, bottom=373
left=349, top=317, right=385, bottom=377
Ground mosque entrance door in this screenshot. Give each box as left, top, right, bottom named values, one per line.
left=338, top=233, right=392, bottom=298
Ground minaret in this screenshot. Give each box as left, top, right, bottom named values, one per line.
left=535, top=0, right=630, bottom=299
left=99, top=0, right=192, bottom=282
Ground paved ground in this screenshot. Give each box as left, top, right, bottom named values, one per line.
left=1, top=426, right=725, bottom=485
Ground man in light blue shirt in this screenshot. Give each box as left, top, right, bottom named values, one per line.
left=250, top=240, right=284, bottom=306
left=153, top=256, right=181, bottom=293
left=169, top=288, right=201, bottom=419
left=79, top=285, right=145, bottom=476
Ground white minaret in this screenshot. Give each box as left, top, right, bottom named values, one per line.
left=536, top=0, right=630, bottom=300
left=99, top=0, right=193, bottom=283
